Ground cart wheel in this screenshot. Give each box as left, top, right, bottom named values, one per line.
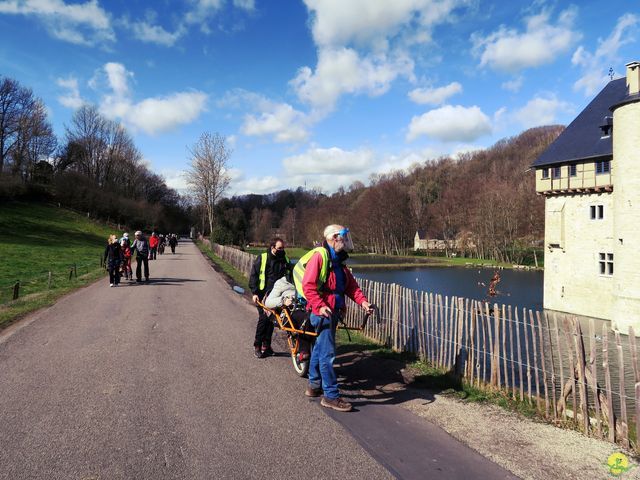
left=292, top=351, right=309, bottom=377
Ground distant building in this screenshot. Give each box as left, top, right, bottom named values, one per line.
left=414, top=230, right=429, bottom=251
left=532, top=61, right=640, bottom=332
left=414, top=230, right=459, bottom=252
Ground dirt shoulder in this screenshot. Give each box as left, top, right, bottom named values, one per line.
left=332, top=348, right=638, bottom=480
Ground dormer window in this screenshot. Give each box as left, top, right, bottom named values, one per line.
left=600, top=116, right=613, bottom=137
left=596, top=160, right=611, bottom=174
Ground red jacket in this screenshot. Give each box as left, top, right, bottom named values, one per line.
left=149, top=236, right=159, bottom=248
left=301, top=249, right=367, bottom=316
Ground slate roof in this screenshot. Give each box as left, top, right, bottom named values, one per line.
left=415, top=229, right=427, bottom=239
left=532, top=77, right=627, bottom=168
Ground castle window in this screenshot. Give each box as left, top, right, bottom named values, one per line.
left=541, top=168, right=549, bottom=179
left=596, top=160, right=611, bottom=174
left=599, top=253, right=614, bottom=276
left=569, top=164, right=577, bottom=177
left=590, top=205, right=604, bottom=220
left=552, top=166, right=561, bottom=179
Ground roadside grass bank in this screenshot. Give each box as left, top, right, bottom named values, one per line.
left=0, top=201, right=114, bottom=328
left=335, top=328, right=540, bottom=419
left=196, top=240, right=249, bottom=291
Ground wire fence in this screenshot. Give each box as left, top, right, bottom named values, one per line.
left=203, top=240, right=640, bottom=453
left=0, top=255, right=106, bottom=306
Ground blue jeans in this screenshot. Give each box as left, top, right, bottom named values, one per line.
left=308, top=313, right=339, bottom=399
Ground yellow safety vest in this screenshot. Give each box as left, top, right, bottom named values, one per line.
left=258, top=252, right=290, bottom=291
left=292, top=247, right=330, bottom=300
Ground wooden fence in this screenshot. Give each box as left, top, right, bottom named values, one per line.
left=201, top=240, right=640, bottom=453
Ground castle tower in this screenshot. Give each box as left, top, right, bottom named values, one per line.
left=611, top=61, right=640, bottom=332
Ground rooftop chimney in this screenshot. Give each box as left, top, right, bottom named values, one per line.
left=626, top=61, right=640, bottom=96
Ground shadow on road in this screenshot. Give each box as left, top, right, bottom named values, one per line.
left=333, top=343, right=458, bottom=410
left=136, top=277, right=205, bottom=285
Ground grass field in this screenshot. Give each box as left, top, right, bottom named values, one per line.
left=0, top=201, right=115, bottom=326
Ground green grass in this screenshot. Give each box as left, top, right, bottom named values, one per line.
left=196, top=241, right=249, bottom=290
left=0, top=201, right=115, bottom=326
left=335, top=328, right=539, bottom=418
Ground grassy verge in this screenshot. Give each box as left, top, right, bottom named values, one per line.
left=336, top=328, right=539, bottom=418
left=196, top=241, right=249, bottom=291
left=0, top=201, right=115, bottom=328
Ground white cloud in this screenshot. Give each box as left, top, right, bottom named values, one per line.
left=304, top=0, right=465, bottom=50
left=129, top=20, right=185, bottom=46
left=160, top=168, right=189, bottom=191
left=84, top=63, right=208, bottom=135
left=513, top=95, right=573, bottom=129
left=221, top=90, right=311, bottom=144
left=232, top=176, right=282, bottom=195
left=407, top=105, right=492, bottom=142
left=0, top=0, right=114, bottom=46
left=501, top=76, right=523, bottom=92
left=242, top=103, right=309, bottom=143
left=472, top=7, right=581, bottom=73
left=291, top=47, right=413, bottom=112
left=56, top=76, right=84, bottom=109
left=283, top=147, right=374, bottom=176
left=572, top=13, right=639, bottom=96
left=233, top=0, right=255, bottom=11
left=408, top=82, right=462, bottom=105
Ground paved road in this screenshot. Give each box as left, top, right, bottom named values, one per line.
left=0, top=240, right=518, bottom=479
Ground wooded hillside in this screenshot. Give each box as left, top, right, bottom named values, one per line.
left=213, top=125, right=563, bottom=264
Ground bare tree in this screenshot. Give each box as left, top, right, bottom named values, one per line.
left=185, top=132, right=231, bottom=236
left=0, top=76, right=47, bottom=175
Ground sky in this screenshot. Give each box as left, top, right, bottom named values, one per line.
left=0, top=0, right=638, bottom=196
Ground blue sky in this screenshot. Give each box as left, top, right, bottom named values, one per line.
left=0, top=0, right=638, bottom=195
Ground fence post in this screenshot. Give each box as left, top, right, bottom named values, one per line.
left=74, top=263, right=77, bottom=278
left=48, top=271, right=52, bottom=289
left=68, top=268, right=74, bottom=281
left=12, top=281, right=20, bottom=300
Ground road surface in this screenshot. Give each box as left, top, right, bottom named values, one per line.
left=0, top=240, right=518, bottom=479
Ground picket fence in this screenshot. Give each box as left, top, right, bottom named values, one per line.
left=201, top=240, right=640, bottom=453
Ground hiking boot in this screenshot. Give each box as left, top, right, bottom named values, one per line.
left=320, top=396, right=352, bottom=412
left=254, top=347, right=264, bottom=359
left=305, top=386, right=322, bottom=398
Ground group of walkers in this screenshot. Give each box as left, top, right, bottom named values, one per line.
left=249, top=224, right=372, bottom=413
left=103, top=231, right=179, bottom=287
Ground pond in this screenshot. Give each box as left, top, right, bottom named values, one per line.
left=350, top=265, right=544, bottom=312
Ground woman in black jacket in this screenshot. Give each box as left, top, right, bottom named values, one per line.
left=104, top=234, right=124, bottom=287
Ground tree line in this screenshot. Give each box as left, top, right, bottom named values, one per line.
left=0, top=75, right=190, bottom=232
left=207, top=126, right=562, bottom=264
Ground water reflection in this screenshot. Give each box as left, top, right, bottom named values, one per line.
left=352, top=265, right=544, bottom=312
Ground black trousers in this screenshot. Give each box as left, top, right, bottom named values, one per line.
left=108, top=261, right=121, bottom=285
left=254, top=299, right=274, bottom=348
left=136, top=256, right=149, bottom=281
left=150, top=247, right=157, bottom=259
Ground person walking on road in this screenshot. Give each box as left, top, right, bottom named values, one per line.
left=168, top=234, right=178, bottom=254
left=120, top=239, right=132, bottom=281
left=295, top=224, right=372, bottom=412
left=248, top=238, right=291, bottom=358
left=149, top=232, right=159, bottom=260
left=131, top=231, right=150, bottom=282
left=104, top=234, right=124, bottom=287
